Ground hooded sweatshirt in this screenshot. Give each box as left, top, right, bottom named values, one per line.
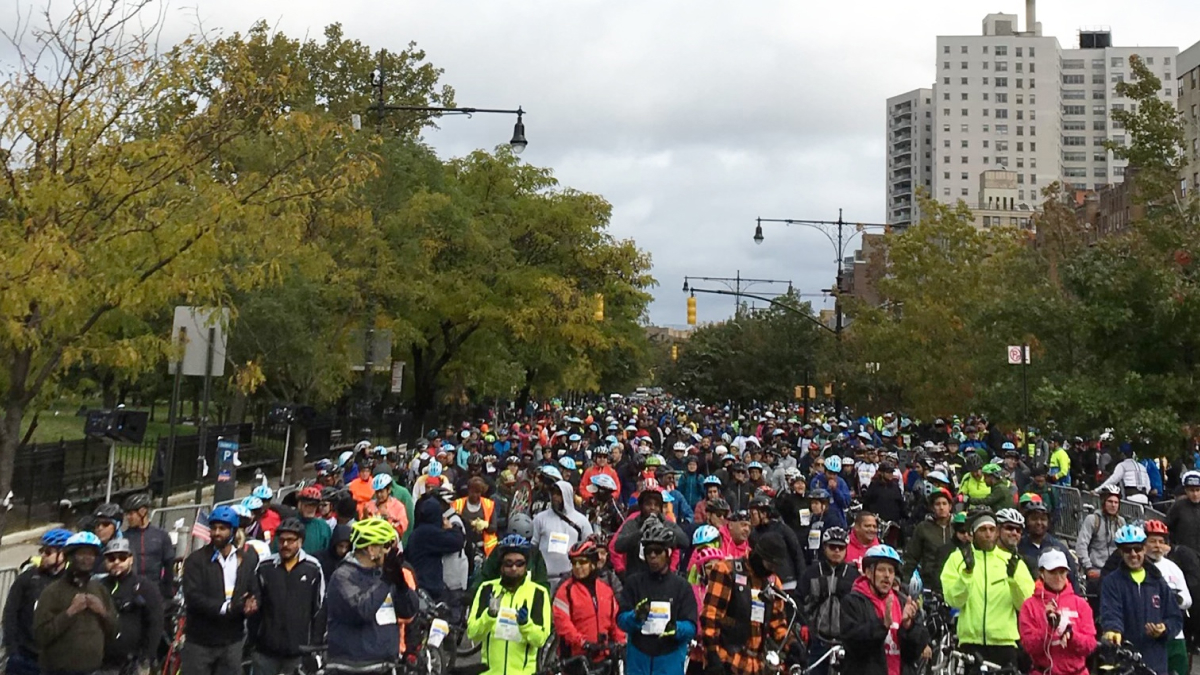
left=407, top=497, right=467, bottom=601
left=839, top=575, right=921, bottom=675
left=532, top=480, right=593, bottom=577
left=1018, top=580, right=1096, bottom=675
left=317, top=525, right=352, bottom=584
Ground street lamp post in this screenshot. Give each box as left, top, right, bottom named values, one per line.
left=682, top=272, right=793, bottom=317
left=753, top=209, right=891, bottom=416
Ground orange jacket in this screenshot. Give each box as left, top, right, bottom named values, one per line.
left=349, top=474, right=375, bottom=504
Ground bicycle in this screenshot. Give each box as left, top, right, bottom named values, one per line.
left=1095, top=643, right=1158, bottom=675
left=537, top=642, right=624, bottom=675
left=946, top=650, right=1021, bottom=675
left=919, top=590, right=956, bottom=675
left=801, top=644, right=843, bottom=675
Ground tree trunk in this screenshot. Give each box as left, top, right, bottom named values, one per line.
left=0, top=350, right=33, bottom=544
left=101, top=371, right=117, bottom=410
left=228, top=389, right=247, bottom=425
left=289, top=423, right=307, bottom=486
left=516, top=367, right=535, bottom=414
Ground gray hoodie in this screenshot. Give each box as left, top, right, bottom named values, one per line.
left=1076, top=510, right=1126, bottom=570
left=531, top=480, right=593, bottom=577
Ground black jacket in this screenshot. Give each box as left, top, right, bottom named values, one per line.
left=839, top=584, right=929, bottom=675
left=123, top=525, right=176, bottom=597
left=407, top=497, right=467, bottom=602
left=797, top=560, right=858, bottom=628
left=617, top=566, right=697, bottom=657
left=250, top=551, right=327, bottom=658
left=182, top=544, right=260, bottom=647
left=614, top=514, right=688, bottom=579
left=316, top=524, right=352, bottom=584
left=100, top=572, right=164, bottom=665
left=750, top=520, right=807, bottom=589
left=2, top=567, right=59, bottom=656
left=862, top=481, right=905, bottom=524
left=723, top=482, right=754, bottom=512
left=1166, top=498, right=1200, bottom=555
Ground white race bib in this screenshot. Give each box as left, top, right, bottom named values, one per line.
left=750, top=589, right=766, bottom=624
left=548, top=532, right=570, bottom=555
left=427, top=619, right=450, bottom=648
left=642, top=601, right=672, bottom=635
left=799, top=509, right=811, bottom=527
left=375, top=593, right=397, bottom=626
left=807, top=529, right=822, bottom=550
left=496, top=606, right=522, bottom=642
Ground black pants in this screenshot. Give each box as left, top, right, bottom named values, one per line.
left=960, top=644, right=1019, bottom=671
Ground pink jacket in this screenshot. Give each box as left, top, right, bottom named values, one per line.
left=1018, top=581, right=1097, bottom=675
left=719, top=525, right=750, bottom=559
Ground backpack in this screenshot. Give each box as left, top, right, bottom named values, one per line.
left=808, top=566, right=848, bottom=642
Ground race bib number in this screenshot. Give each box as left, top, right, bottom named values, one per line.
left=642, top=601, right=672, bottom=635
left=427, top=619, right=450, bottom=648
left=808, top=529, right=822, bottom=550
left=496, top=607, right=521, bottom=642
left=751, top=589, right=766, bottom=624
left=548, top=532, right=570, bottom=555
left=375, top=593, right=397, bottom=625
left=799, top=509, right=811, bottom=526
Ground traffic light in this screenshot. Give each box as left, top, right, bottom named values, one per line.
left=808, top=386, right=817, bottom=399
left=671, top=345, right=679, bottom=361
left=687, top=295, right=697, bottom=325
left=823, top=382, right=833, bottom=397
left=594, top=293, right=604, bottom=321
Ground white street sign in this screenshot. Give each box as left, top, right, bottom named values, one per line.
left=169, top=307, right=230, bottom=377
left=1007, top=345, right=1030, bottom=365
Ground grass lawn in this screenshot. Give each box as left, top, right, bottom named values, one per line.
left=20, top=407, right=197, bottom=444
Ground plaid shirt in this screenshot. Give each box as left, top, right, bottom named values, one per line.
left=700, top=559, right=790, bottom=675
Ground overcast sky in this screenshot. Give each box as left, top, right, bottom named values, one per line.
left=10, top=1, right=1200, bottom=326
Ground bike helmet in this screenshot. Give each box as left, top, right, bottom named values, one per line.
left=748, top=494, right=773, bottom=511
left=862, top=544, right=903, bottom=569
left=94, top=503, right=123, bottom=523
left=231, top=504, right=252, bottom=522
left=568, top=540, right=600, bottom=560
left=64, top=531, right=103, bottom=552
left=276, top=518, right=306, bottom=537
left=951, top=512, right=968, bottom=530
left=371, top=474, right=393, bottom=491
left=209, top=505, right=241, bottom=528
left=298, top=485, right=323, bottom=502
left=104, top=538, right=132, bottom=556
left=808, top=488, right=831, bottom=501
left=703, top=475, right=722, bottom=487
left=1098, top=484, right=1122, bottom=499
left=1183, top=471, right=1200, bottom=488
left=374, top=445, right=389, bottom=457
left=981, top=463, right=1003, bottom=476
left=1019, top=492, right=1043, bottom=505
left=825, top=456, right=842, bottom=473
left=559, top=457, right=577, bottom=471
left=996, top=508, right=1025, bottom=527
left=672, top=441, right=688, bottom=452
left=252, top=485, right=274, bottom=501
left=314, top=459, right=334, bottom=475
left=498, top=533, right=532, bottom=555
left=644, top=454, right=665, bottom=468
left=929, top=487, right=954, bottom=504
left=587, top=474, right=618, bottom=493
left=964, top=455, right=983, bottom=473
left=540, top=465, right=563, bottom=481
left=121, top=493, right=152, bottom=512
left=588, top=531, right=611, bottom=548
left=1114, top=524, right=1147, bottom=546
left=784, top=467, right=804, bottom=483
left=241, top=496, right=264, bottom=511
left=640, top=519, right=677, bottom=547
left=1022, top=499, right=1048, bottom=514
left=350, top=518, right=397, bottom=549
left=336, top=450, right=355, bottom=468
left=821, top=527, right=849, bottom=546
left=507, top=512, right=535, bottom=540
left=1144, top=520, right=1170, bottom=537
left=705, top=497, right=731, bottom=514
left=747, top=461, right=764, bottom=471
left=40, top=528, right=73, bottom=549
left=692, top=524, right=721, bottom=546
left=354, top=440, right=373, bottom=455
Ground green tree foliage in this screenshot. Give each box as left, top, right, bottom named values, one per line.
left=662, top=295, right=825, bottom=404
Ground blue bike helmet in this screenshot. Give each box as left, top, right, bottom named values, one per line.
left=251, top=485, right=274, bottom=501
left=64, top=531, right=103, bottom=552
left=1114, top=524, right=1147, bottom=546
left=703, top=475, right=722, bottom=487
left=371, top=474, right=393, bottom=491
left=863, top=544, right=903, bottom=569
left=693, top=524, right=721, bottom=546
left=559, top=457, right=578, bottom=471
left=240, top=496, right=264, bottom=511
left=210, top=505, right=241, bottom=528
left=41, top=528, right=73, bottom=549
left=498, top=533, right=531, bottom=555
left=825, top=456, right=842, bottom=473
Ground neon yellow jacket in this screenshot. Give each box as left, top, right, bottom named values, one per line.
left=467, top=575, right=552, bottom=675
left=959, top=474, right=992, bottom=502
left=940, top=544, right=1034, bottom=646
left=1048, top=448, right=1071, bottom=482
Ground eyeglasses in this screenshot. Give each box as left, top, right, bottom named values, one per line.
left=1120, top=546, right=1145, bottom=554
left=502, top=560, right=528, bottom=568
left=644, top=547, right=669, bottom=556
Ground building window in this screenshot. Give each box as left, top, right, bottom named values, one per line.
left=1064, top=120, right=1085, bottom=130
left=1063, top=152, right=1086, bottom=162
left=1030, top=145, right=1036, bottom=155
left=1112, top=57, right=1124, bottom=67
left=983, top=77, right=989, bottom=85
left=995, top=108, right=1009, bottom=118
left=1165, top=88, right=1173, bottom=97
left=995, top=61, right=1008, bottom=72
left=1095, top=136, right=1109, bottom=146
left=962, top=61, right=968, bottom=69
left=1017, top=126, right=1024, bottom=136
left=961, top=172, right=969, bottom=180
left=961, top=77, right=969, bottom=85
left=983, top=216, right=992, bottom=226
left=943, top=124, right=951, bottom=132
left=944, top=92, right=951, bottom=100
left=1031, top=173, right=1037, bottom=182
left=1030, top=125, right=1036, bottom=136
left=962, top=93, right=969, bottom=100
left=983, top=157, right=989, bottom=164
left=1115, top=166, right=1125, bottom=176
left=984, top=46, right=989, bottom=54
left=996, top=45, right=1008, bottom=56
left=961, top=45, right=969, bottom=54
left=944, top=108, right=951, bottom=116
left=983, top=140, right=990, bottom=148
left=996, top=93, right=1008, bottom=103
left=944, top=139, right=951, bottom=148
left=944, top=172, right=950, bottom=179
left=1093, top=74, right=1105, bottom=85
left=1064, top=168, right=1087, bottom=177
left=1016, top=47, right=1023, bottom=57
left=1093, top=90, right=1106, bottom=99
left=1093, top=120, right=1106, bottom=131
left=1017, top=142, right=1023, bottom=152
left=1095, top=168, right=1108, bottom=178
left=996, top=77, right=1008, bottom=87
left=996, top=141, right=1009, bottom=151
left=1016, top=95, right=1023, bottom=104
left=943, top=187, right=951, bottom=196
left=1093, top=153, right=1108, bottom=162
left=984, top=93, right=990, bottom=101
left=1016, top=62, right=1024, bottom=73
left=1030, top=63, right=1035, bottom=73
left=1063, top=59, right=1085, bottom=69
left=1063, top=89, right=1085, bottom=99
left=983, top=62, right=990, bottom=70
left=1030, top=78, right=1035, bottom=88
left=1017, top=174, right=1025, bottom=183
left=962, top=156, right=968, bottom=163
left=1029, top=47, right=1035, bottom=57
left=944, top=61, right=951, bottom=70
left=1111, top=73, right=1124, bottom=83
left=944, top=45, right=951, bottom=54
left=944, top=77, right=951, bottom=84
left=1063, top=105, right=1086, bottom=115
left=962, top=188, right=969, bottom=196
left=983, top=109, right=989, bottom=117
left=1165, top=57, right=1172, bottom=66
left=944, top=156, right=950, bottom=163
left=1092, top=59, right=1105, bottom=69
left=1030, top=94, right=1036, bottom=105
left=961, top=124, right=969, bottom=132
left=983, top=124, right=990, bottom=132
left=1146, top=57, right=1154, bottom=65
left=1064, top=136, right=1086, bottom=146
left=996, top=124, right=1008, bottom=134
left=962, top=108, right=969, bottom=116
left=1017, top=110, right=1024, bottom=119
left=997, top=156, right=1009, bottom=166
left=961, top=140, right=969, bottom=148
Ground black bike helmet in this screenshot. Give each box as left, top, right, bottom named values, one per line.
left=640, top=519, right=677, bottom=548
left=94, top=503, right=123, bottom=523
left=121, top=493, right=151, bottom=512
left=276, top=518, right=306, bottom=537
left=964, top=454, right=984, bottom=473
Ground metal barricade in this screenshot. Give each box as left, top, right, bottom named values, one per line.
left=0, top=566, right=20, bottom=615
left=1051, top=485, right=1084, bottom=541
left=150, top=504, right=205, bottom=560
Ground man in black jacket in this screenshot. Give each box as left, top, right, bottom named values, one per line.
left=100, top=538, right=163, bottom=675
left=839, top=545, right=930, bottom=675
left=250, top=519, right=326, bottom=675
left=122, top=492, right=176, bottom=599
left=1166, top=471, right=1200, bottom=554
left=748, top=495, right=806, bottom=592
left=797, top=526, right=859, bottom=671
left=3, top=529, right=68, bottom=675
left=181, top=505, right=259, bottom=675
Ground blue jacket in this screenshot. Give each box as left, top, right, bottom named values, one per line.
left=325, top=557, right=416, bottom=664
left=666, top=490, right=693, bottom=523
left=1140, top=459, right=1163, bottom=496
left=1099, top=564, right=1183, bottom=675
left=678, top=472, right=705, bottom=508
left=618, top=567, right=696, bottom=675
left=809, top=473, right=852, bottom=523
left=406, top=497, right=467, bottom=601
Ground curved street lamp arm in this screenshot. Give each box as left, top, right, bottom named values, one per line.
left=688, top=286, right=837, bottom=336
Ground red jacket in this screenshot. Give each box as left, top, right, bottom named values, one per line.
left=1018, top=580, right=1096, bottom=675
left=846, top=534, right=879, bottom=568
left=552, top=576, right=626, bottom=659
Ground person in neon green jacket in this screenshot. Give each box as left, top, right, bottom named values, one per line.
left=940, top=514, right=1035, bottom=669
left=958, top=459, right=992, bottom=503
left=467, top=536, right=552, bottom=675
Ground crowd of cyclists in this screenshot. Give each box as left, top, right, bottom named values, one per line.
left=5, top=398, right=1200, bottom=675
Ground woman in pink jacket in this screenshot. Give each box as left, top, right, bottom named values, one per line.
left=1019, top=550, right=1097, bottom=675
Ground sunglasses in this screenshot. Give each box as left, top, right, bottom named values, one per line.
left=824, top=543, right=847, bottom=551
left=105, top=554, right=131, bottom=562
left=1121, top=546, right=1145, bottom=554
left=502, top=560, right=528, bottom=569
left=644, top=547, right=669, bottom=556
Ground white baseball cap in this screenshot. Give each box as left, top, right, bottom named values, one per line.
left=1038, top=550, right=1069, bottom=571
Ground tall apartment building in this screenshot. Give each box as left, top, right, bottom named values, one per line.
left=1181, top=40, right=1200, bottom=195
left=889, top=1, right=1177, bottom=219
left=885, top=89, right=934, bottom=228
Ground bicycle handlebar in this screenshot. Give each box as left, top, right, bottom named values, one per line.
left=324, top=662, right=398, bottom=675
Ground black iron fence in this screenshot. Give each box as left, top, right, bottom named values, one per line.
left=11, top=423, right=287, bottom=530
